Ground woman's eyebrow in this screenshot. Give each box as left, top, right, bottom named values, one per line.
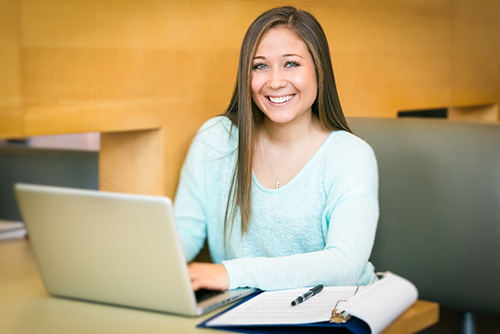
left=253, top=53, right=304, bottom=60
left=283, top=53, right=304, bottom=59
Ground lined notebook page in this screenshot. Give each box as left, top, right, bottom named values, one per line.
left=206, top=286, right=357, bottom=326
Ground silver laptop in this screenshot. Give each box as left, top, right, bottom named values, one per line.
left=14, top=183, right=258, bottom=316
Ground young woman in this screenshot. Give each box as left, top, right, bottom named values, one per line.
left=174, top=6, right=379, bottom=292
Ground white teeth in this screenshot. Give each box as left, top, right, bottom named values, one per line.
left=268, top=95, right=293, bottom=103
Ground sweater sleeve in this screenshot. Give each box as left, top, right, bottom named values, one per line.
left=223, top=137, right=379, bottom=290
left=173, top=123, right=210, bottom=262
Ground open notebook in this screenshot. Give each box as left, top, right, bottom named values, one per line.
left=199, top=271, right=418, bottom=334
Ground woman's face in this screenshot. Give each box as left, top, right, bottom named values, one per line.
left=251, top=26, right=317, bottom=126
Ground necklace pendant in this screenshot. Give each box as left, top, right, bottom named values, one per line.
left=275, top=178, right=280, bottom=189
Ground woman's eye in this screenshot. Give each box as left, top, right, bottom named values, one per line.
left=253, top=63, right=267, bottom=70
left=285, top=61, right=300, bottom=68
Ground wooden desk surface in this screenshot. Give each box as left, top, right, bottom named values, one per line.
left=0, top=239, right=439, bottom=334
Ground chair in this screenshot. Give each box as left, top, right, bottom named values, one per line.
left=349, top=117, right=500, bottom=334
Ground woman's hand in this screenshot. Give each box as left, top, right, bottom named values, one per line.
left=188, top=262, right=229, bottom=291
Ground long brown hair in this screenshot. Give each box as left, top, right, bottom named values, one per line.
left=224, top=6, right=351, bottom=240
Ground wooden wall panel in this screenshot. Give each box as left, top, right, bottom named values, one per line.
left=317, top=0, right=453, bottom=117
left=452, top=0, right=500, bottom=107
left=0, top=0, right=23, bottom=137
left=15, top=0, right=463, bottom=127
left=100, top=129, right=164, bottom=196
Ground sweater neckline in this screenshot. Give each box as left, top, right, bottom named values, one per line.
left=252, top=130, right=339, bottom=193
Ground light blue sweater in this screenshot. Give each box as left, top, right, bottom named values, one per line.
left=174, top=116, right=379, bottom=291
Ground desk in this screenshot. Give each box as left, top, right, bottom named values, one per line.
left=0, top=240, right=439, bottom=333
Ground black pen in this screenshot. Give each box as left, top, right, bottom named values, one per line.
left=290, top=284, right=324, bottom=306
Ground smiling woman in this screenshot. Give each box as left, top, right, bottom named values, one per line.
left=174, top=6, right=379, bottom=293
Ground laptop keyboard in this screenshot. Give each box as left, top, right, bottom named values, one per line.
left=195, top=289, right=224, bottom=303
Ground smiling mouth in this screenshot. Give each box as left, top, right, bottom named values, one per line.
left=267, top=94, right=295, bottom=104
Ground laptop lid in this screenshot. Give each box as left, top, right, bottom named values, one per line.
left=14, top=183, right=257, bottom=316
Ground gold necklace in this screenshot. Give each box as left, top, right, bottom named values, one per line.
left=260, top=137, right=311, bottom=189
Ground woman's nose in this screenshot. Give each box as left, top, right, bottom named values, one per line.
left=267, top=68, right=286, bottom=89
